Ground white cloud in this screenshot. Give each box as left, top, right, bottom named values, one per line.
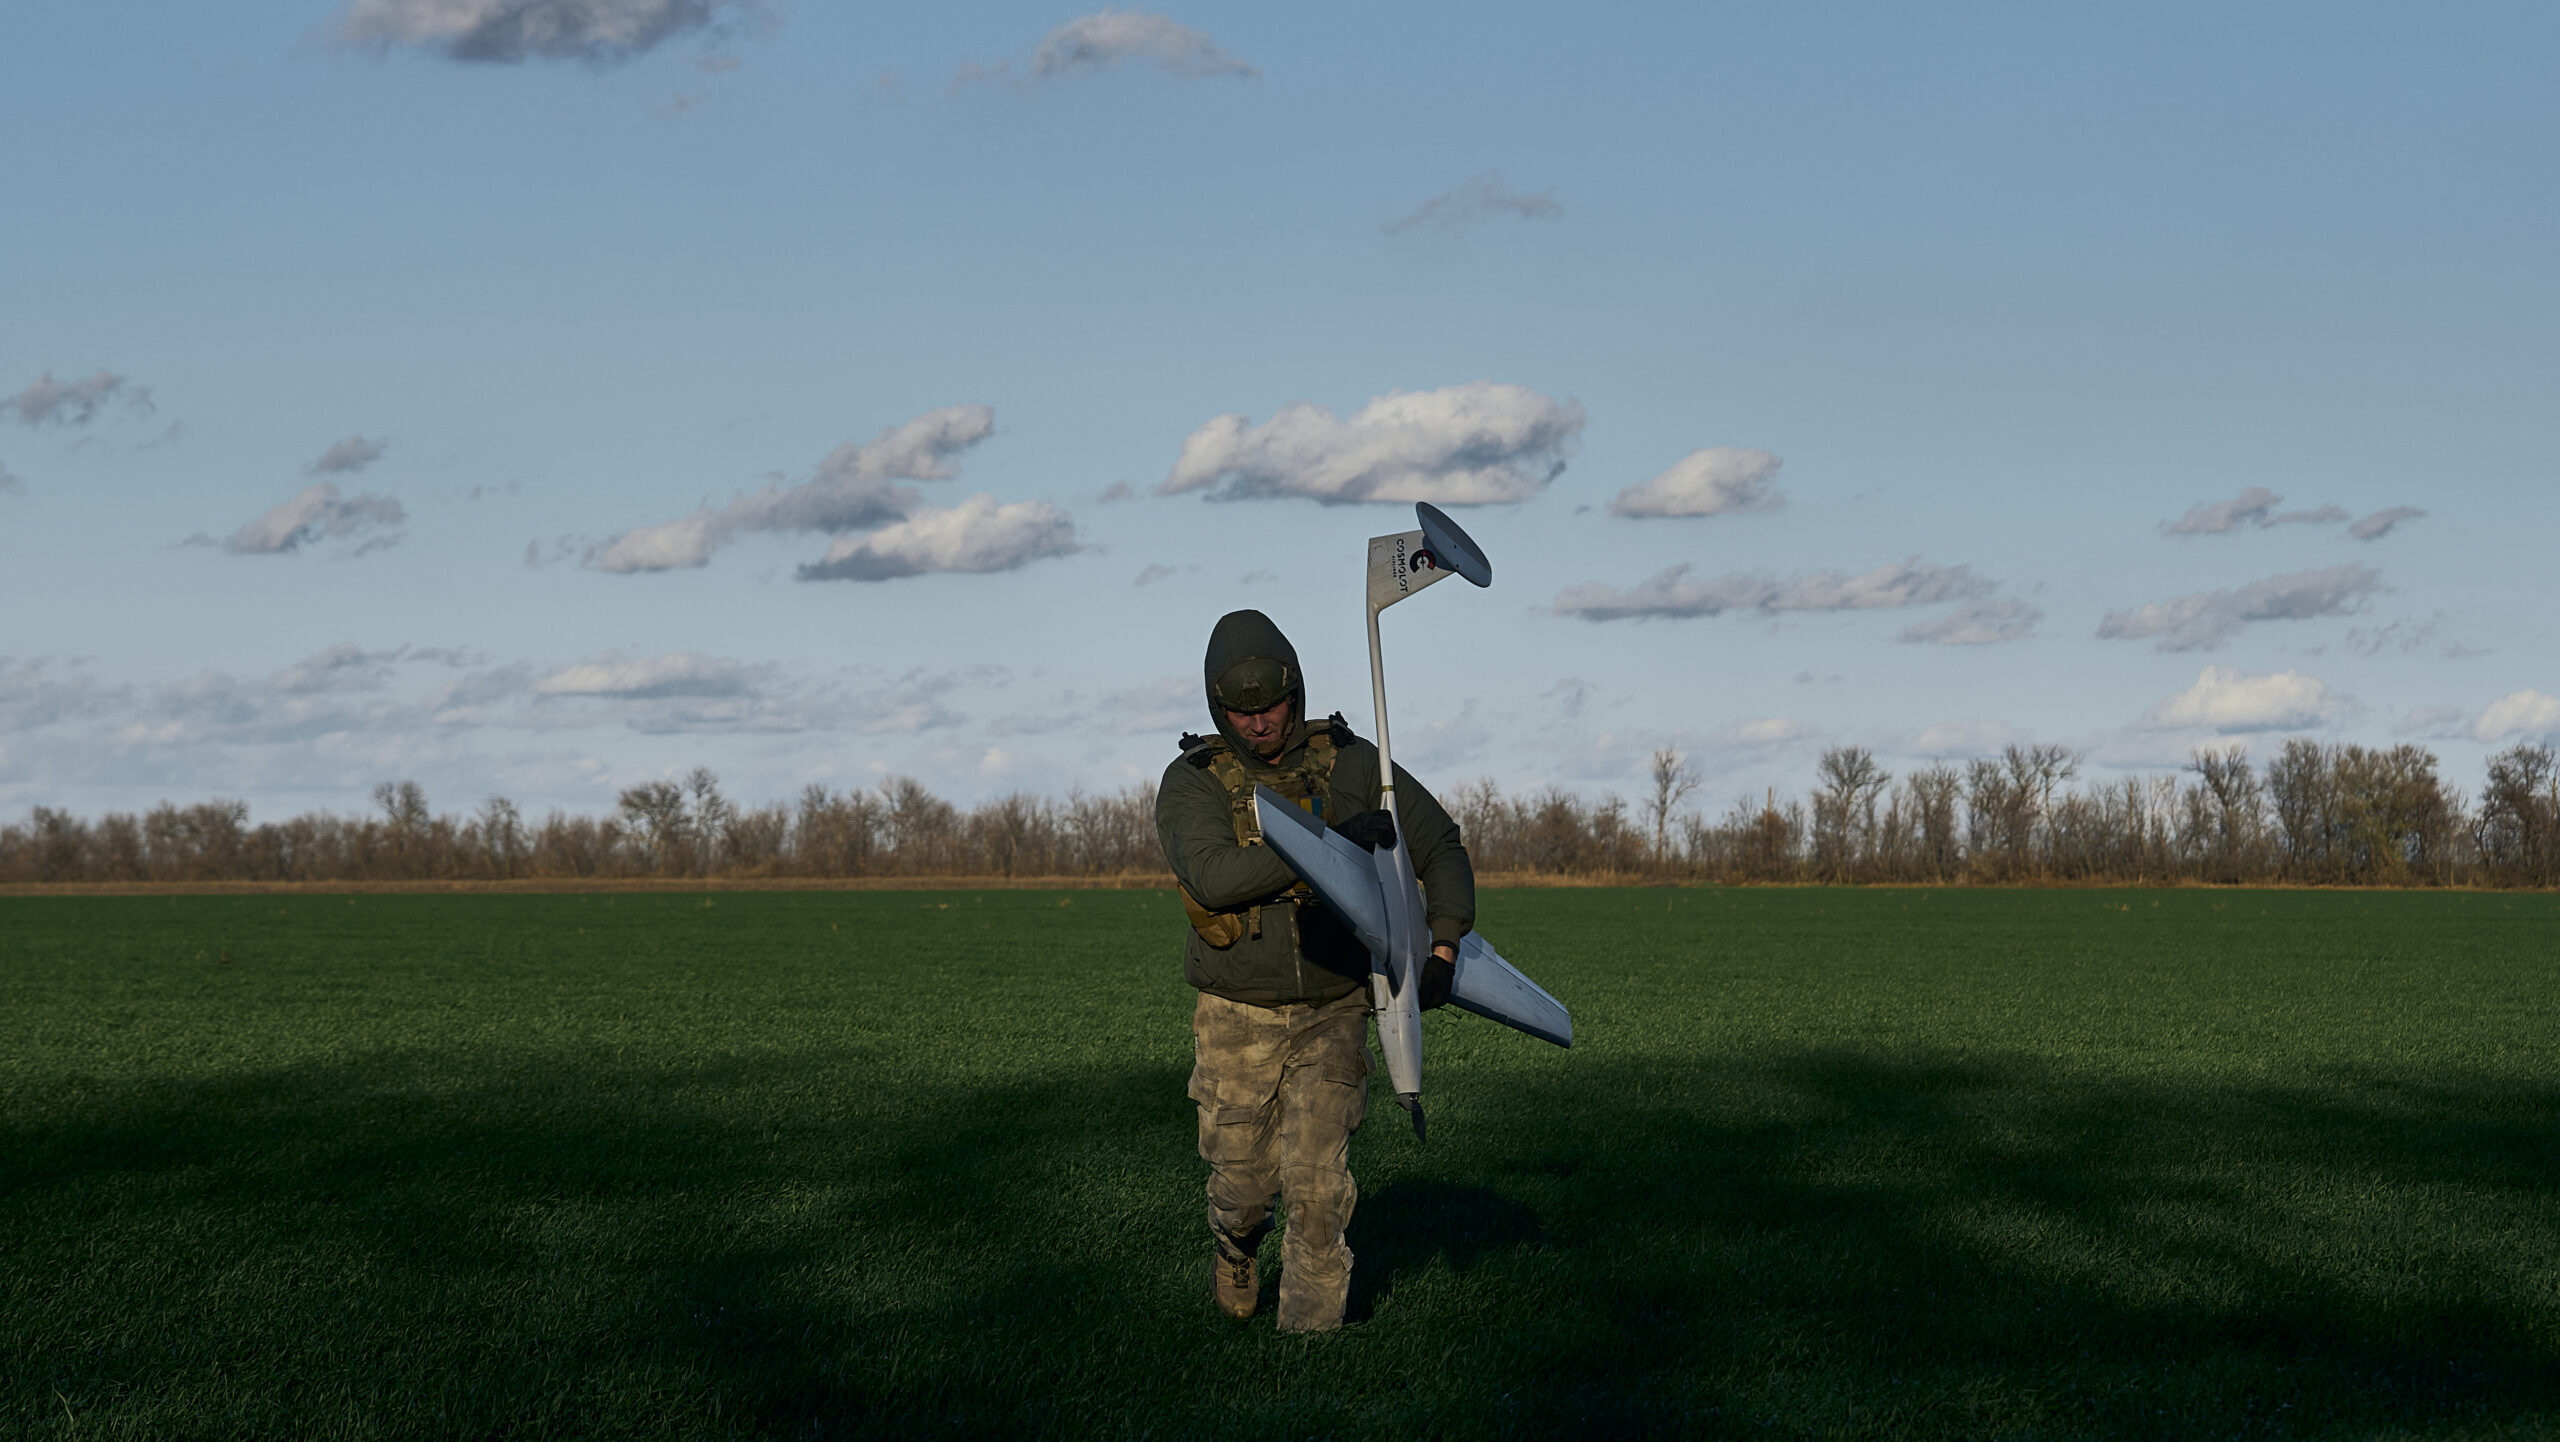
left=797, top=494, right=1080, bottom=582
left=845, top=674, right=972, bottom=735
left=1031, top=12, right=1257, bottom=79
left=334, top=0, right=763, bottom=64
left=506, top=654, right=985, bottom=736
left=1097, top=675, right=1197, bottom=736
left=2164, top=487, right=2283, bottom=535
left=1897, top=597, right=2041, bottom=645
left=1133, top=563, right=1178, bottom=587
left=224, top=482, right=407, bottom=554
left=1717, top=716, right=1817, bottom=747
left=276, top=643, right=406, bottom=695
left=2, top=370, right=150, bottom=427
left=1162, top=382, right=1583, bottom=506
left=423, top=662, right=539, bottom=724
left=1383, top=174, right=1561, bottom=237
left=0, top=645, right=1044, bottom=813
left=2395, top=704, right=2470, bottom=738
left=536, top=651, right=758, bottom=699
left=0, top=657, right=130, bottom=731
left=585, top=510, right=728, bottom=573
left=2343, top=614, right=2482, bottom=658
left=1606, top=448, right=1783, bottom=518
left=2095, top=564, right=2381, bottom=651
left=1554, top=557, right=1991, bottom=622
left=46, top=645, right=522, bottom=760
left=2162, top=487, right=2391, bottom=536
left=2473, top=690, right=2560, bottom=743
left=307, top=435, right=389, bottom=475
left=807, top=405, right=997, bottom=486
left=2141, top=667, right=2341, bottom=732
left=2350, top=506, right=2427, bottom=541
left=589, top=403, right=994, bottom=573
left=529, top=650, right=869, bottom=734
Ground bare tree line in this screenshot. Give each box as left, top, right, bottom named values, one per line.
left=0, top=771, right=1160, bottom=885
left=1451, top=739, right=2558, bottom=887
left=3, top=741, right=2555, bottom=888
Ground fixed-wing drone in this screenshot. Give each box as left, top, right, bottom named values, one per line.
left=1251, top=502, right=1571, bottom=1140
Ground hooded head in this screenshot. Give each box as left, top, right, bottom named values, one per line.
left=1202, top=609, right=1306, bottom=759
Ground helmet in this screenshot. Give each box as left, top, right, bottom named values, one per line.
left=1211, top=655, right=1297, bottom=714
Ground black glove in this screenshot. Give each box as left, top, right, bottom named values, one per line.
left=1334, top=808, right=1397, bottom=853
left=1421, top=952, right=1455, bottom=1010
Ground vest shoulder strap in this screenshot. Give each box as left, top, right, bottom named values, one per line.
left=1188, top=723, right=1346, bottom=847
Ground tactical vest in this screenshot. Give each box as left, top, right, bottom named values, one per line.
left=1176, top=713, right=1353, bottom=948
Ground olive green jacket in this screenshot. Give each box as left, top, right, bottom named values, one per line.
left=1156, top=729, right=1475, bottom=1006
left=1159, top=609, right=1475, bottom=1006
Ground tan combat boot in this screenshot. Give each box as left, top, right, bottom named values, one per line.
left=1212, top=1247, right=1258, bottom=1319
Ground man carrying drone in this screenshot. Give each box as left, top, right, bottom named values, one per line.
left=1158, top=505, right=1572, bottom=1332
left=1155, top=607, right=1472, bottom=1333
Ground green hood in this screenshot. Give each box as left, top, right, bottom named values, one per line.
left=1201, top=609, right=1308, bottom=758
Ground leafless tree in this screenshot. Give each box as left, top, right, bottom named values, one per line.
left=618, top=780, right=691, bottom=876
left=474, top=795, right=524, bottom=880
left=684, top=768, right=733, bottom=877
left=794, top=784, right=882, bottom=877
left=9, top=736, right=2548, bottom=888
left=2333, top=743, right=2457, bottom=883
left=2266, top=738, right=2336, bottom=880
left=1811, top=746, right=1890, bottom=882
left=1059, top=784, right=1157, bottom=875
left=1710, top=788, right=1802, bottom=882
left=882, top=776, right=960, bottom=875
left=1444, top=779, right=1524, bottom=870
left=2184, top=745, right=2265, bottom=883
left=1964, top=760, right=2023, bottom=879
left=972, top=792, right=1051, bottom=877
left=1646, top=746, right=1702, bottom=866
left=2476, top=743, right=2557, bottom=884
left=1906, top=766, right=1962, bottom=880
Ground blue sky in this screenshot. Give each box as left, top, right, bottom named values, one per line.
left=4, top=2, right=2554, bottom=820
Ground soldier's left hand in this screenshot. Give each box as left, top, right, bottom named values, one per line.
left=1334, top=808, right=1397, bottom=852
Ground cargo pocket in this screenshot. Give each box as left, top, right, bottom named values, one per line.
left=1190, top=1043, right=1282, bottom=1128
left=1199, top=1072, right=1281, bottom=1167
left=1308, top=1044, right=1371, bottom=1086
left=1295, top=1045, right=1371, bottom=1137
left=1207, top=1061, right=1284, bottom=1121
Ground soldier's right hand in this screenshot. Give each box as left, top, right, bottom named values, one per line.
left=1420, top=952, right=1456, bottom=1009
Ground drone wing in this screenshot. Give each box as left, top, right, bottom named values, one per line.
left=1252, top=785, right=1390, bottom=958
left=1254, top=785, right=1572, bottom=1051
left=1447, top=932, right=1572, bottom=1048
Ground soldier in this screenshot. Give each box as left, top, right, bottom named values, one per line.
left=1155, top=608, right=1474, bottom=1332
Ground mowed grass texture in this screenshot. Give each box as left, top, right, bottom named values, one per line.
left=3, top=890, right=2556, bottom=1440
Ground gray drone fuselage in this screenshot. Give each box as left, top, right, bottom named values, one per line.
left=1250, top=501, right=1572, bottom=1140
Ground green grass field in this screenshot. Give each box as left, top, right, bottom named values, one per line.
left=4, top=888, right=2556, bottom=1439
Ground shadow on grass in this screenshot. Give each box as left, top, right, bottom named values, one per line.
left=7, top=1046, right=2559, bottom=1438
left=1346, top=1180, right=1546, bottom=1324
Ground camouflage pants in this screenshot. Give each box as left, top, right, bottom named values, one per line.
left=1189, top=988, right=1372, bottom=1331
